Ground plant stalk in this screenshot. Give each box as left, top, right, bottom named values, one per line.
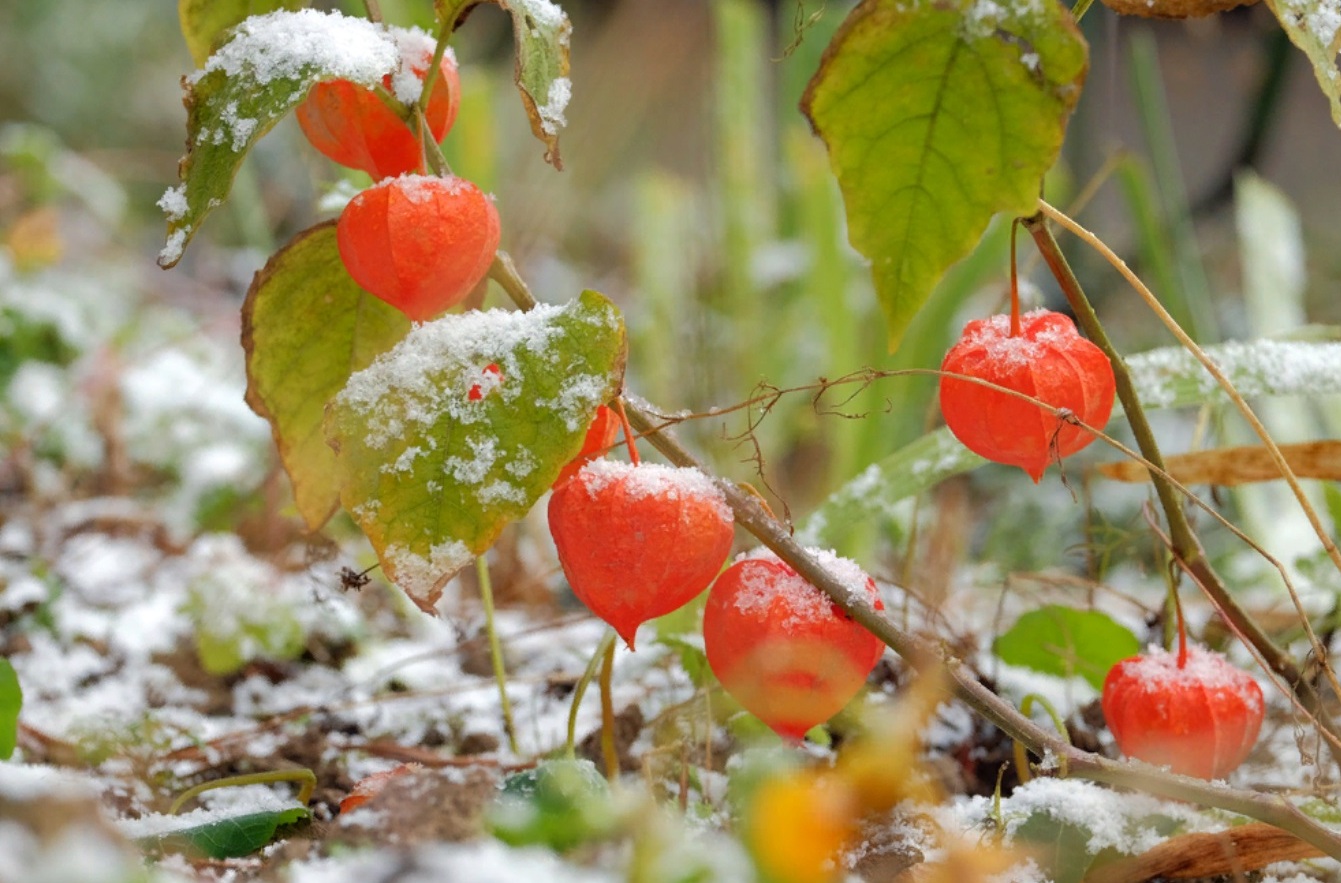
left=599, top=638, right=619, bottom=780
left=565, top=629, right=616, bottom=759
left=476, top=555, right=519, bottom=755
left=170, top=769, right=316, bottom=814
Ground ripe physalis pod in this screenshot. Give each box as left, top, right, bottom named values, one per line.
left=547, top=459, right=734, bottom=648
left=337, top=174, right=500, bottom=322
left=703, top=549, right=884, bottom=741
left=553, top=405, right=620, bottom=488
left=296, top=43, right=461, bottom=179
left=1102, top=644, right=1264, bottom=779
left=939, top=308, right=1115, bottom=482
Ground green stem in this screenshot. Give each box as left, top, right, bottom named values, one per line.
left=564, top=629, right=617, bottom=759
left=476, top=555, right=519, bottom=755
left=418, top=19, right=455, bottom=110
left=1023, top=208, right=1341, bottom=769
left=1012, top=693, right=1071, bottom=783
left=599, top=638, right=618, bottom=780
left=170, top=769, right=316, bottom=814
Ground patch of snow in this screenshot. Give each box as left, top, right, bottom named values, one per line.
left=537, top=77, right=570, bottom=136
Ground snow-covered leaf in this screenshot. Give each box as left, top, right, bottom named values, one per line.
left=801, top=0, right=1087, bottom=351
left=137, top=806, right=309, bottom=859
left=177, top=0, right=307, bottom=66
left=436, top=0, right=571, bottom=169
left=994, top=606, right=1141, bottom=690
left=1264, top=0, right=1341, bottom=129
left=158, top=9, right=403, bottom=267
left=799, top=335, right=1341, bottom=549
left=325, top=291, right=626, bottom=611
left=242, top=222, right=411, bottom=530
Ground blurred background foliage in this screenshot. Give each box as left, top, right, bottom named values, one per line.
left=1, top=0, right=1339, bottom=576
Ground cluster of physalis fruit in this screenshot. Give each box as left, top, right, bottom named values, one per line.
left=303, top=42, right=1265, bottom=768
left=938, top=233, right=1264, bottom=779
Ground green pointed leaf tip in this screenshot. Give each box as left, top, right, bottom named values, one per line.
left=994, top=606, right=1140, bottom=690
left=243, top=223, right=412, bottom=530
left=1265, top=0, right=1341, bottom=129
left=326, top=291, right=627, bottom=609
left=158, top=9, right=439, bottom=267
left=802, top=0, right=1087, bottom=351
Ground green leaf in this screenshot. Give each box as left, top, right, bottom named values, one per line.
left=138, top=807, right=309, bottom=859
left=1012, top=810, right=1107, bottom=883
left=798, top=333, right=1341, bottom=550
left=993, top=605, right=1140, bottom=690
left=435, top=0, right=571, bottom=168
left=325, top=291, right=626, bottom=610
left=489, top=759, right=616, bottom=851
left=1263, top=0, right=1341, bottom=130
left=242, top=222, right=412, bottom=530
left=0, top=658, right=21, bottom=760
left=801, top=0, right=1087, bottom=351
left=159, top=10, right=402, bottom=268
left=178, top=0, right=307, bottom=67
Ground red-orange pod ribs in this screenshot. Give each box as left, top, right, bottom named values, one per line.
left=548, top=460, right=735, bottom=648
left=1102, top=644, right=1264, bottom=780
left=939, top=309, right=1115, bottom=482
left=336, top=174, right=500, bottom=322
left=297, top=47, right=461, bottom=179
left=703, top=550, right=884, bottom=741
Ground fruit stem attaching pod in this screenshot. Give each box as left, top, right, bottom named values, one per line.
left=1009, top=218, right=1021, bottom=338
left=614, top=397, right=640, bottom=466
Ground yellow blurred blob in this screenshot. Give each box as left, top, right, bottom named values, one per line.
left=746, top=770, right=856, bottom=883
left=5, top=207, right=63, bottom=271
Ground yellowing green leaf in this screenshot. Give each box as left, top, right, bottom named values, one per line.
left=159, top=10, right=402, bottom=267
left=1264, top=0, right=1341, bottom=129
left=434, top=0, right=571, bottom=168
left=242, top=222, right=411, bottom=530
left=177, top=0, right=307, bottom=67
left=325, top=291, right=626, bottom=610
left=801, top=0, right=1087, bottom=351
